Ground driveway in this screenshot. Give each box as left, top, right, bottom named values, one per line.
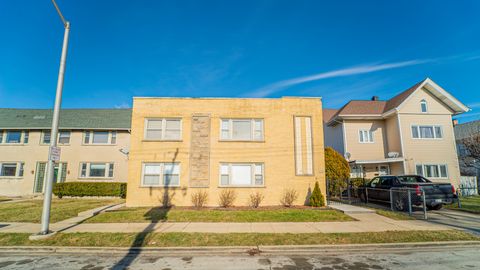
left=420, top=209, right=480, bottom=235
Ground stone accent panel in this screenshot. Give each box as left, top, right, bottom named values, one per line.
left=189, top=114, right=211, bottom=187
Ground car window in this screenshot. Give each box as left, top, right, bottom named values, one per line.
left=369, top=177, right=380, bottom=188
left=379, top=177, right=394, bottom=187
left=397, top=176, right=430, bottom=183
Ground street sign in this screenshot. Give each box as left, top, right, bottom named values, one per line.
left=49, top=146, right=61, bottom=161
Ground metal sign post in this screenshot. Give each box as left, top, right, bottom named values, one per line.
left=34, top=0, right=70, bottom=237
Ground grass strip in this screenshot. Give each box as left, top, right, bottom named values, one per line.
left=86, top=207, right=354, bottom=223
left=445, top=196, right=480, bottom=214
left=0, top=231, right=477, bottom=247
left=0, top=199, right=124, bottom=223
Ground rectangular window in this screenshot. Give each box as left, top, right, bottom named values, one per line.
left=5, top=131, right=22, bottom=143
left=58, top=131, right=71, bottom=144
left=219, top=163, right=264, bottom=186
left=141, top=163, right=180, bottom=187
left=220, top=119, right=264, bottom=141
left=92, top=131, right=109, bottom=144
left=79, top=162, right=114, bottom=178
left=23, top=131, right=29, bottom=144
left=0, top=162, right=24, bottom=177
left=108, top=163, right=114, bottom=178
left=144, top=118, right=182, bottom=140
left=80, top=163, right=87, bottom=177
left=359, top=130, right=374, bottom=143
left=83, top=131, right=116, bottom=144
left=416, top=164, right=448, bottom=179
left=84, top=131, right=90, bottom=144
left=111, top=131, right=117, bottom=144
left=411, top=125, right=443, bottom=139
left=43, top=131, right=52, bottom=144
left=0, top=131, right=3, bottom=143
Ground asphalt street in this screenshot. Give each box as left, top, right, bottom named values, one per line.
left=0, top=245, right=479, bottom=270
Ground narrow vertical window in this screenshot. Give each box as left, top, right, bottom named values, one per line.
left=19, top=163, right=24, bottom=177
left=420, top=99, right=428, bottom=113
left=111, top=131, right=117, bottom=144
left=80, top=163, right=87, bottom=177
left=108, top=163, right=114, bottom=177
left=23, top=131, right=29, bottom=144
left=84, top=131, right=90, bottom=144
left=416, top=165, right=424, bottom=176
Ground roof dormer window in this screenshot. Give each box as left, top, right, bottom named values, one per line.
left=420, top=99, right=428, bottom=113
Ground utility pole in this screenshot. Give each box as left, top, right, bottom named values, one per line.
left=36, top=0, right=70, bottom=237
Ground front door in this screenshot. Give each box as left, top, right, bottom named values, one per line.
left=34, top=162, right=67, bottom=193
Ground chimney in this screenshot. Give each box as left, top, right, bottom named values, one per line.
left=371, top=96, right=379, bottom=101
left=452, top=119, right=458, bottom=126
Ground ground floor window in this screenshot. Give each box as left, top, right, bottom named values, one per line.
left=415, top=164, right=448, bottom=178
left=220, top=163, right=264, bottom=187
left=0, top=162, right=24, bottom=177
left=79, top=162, right=114, bottom=178
left=141, top=163, right=180, bottom=187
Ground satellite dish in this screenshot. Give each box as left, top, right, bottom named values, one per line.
left=344, top=152, right=351, bottom=160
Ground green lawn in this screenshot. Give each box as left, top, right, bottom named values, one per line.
left=0, top=230, right=476, bottom=247
left=446, top=196, right=480, bottom=213
left=374, top=209, right=415, bottom=220
left=86, top=207, right=354, bottom=223
left=0, top=198, right=124, bottom=223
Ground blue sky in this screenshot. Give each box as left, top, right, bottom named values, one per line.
left=1, top=0, right=479, bottom=122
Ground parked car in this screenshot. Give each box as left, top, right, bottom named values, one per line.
left=358, top=175, right=457, bottom=211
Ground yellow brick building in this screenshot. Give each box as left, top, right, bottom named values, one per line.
left=126, top=97, right=326, bottom=207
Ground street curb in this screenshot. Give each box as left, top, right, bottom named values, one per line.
left=0, top=241, right=479, bottom=256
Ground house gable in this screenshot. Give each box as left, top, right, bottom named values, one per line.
left=397, top=86, right=454, bottom=115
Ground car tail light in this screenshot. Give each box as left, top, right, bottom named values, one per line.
left=451, top=185, right=456, bottom=194
left=414, top=185, right=421, bottom=196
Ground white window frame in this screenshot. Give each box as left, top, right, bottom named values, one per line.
left=83, top=131, right=117, bottom=145
left=358, top=129, right=374, bottom=143
left=144, top=118, right=182, bottom=141
left=140, top=162, right=181, bottom=187
left=411, top=125, right=443, bottom=139
left=420, top=99, right=428, bottom=113
left=78, top=162, right=115, bottom=178
left=41, top=130, right=71, bottom=145
left=0, top=130, right=28, bottom=145
left=218, top=163, right=264, bottom=187
left=415, top=163, right=448, bottom=179
left=0, top=162, right=25, bottom=178
left=219, top=119, right=264, bottom=141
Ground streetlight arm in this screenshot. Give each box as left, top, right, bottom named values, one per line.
left=51, top=0, right=68, bottom=27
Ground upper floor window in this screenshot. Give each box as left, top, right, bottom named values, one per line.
left=141, top=162, right=180, bottom=187
left=359, top=129, right=374, bottom=143
left=0, top=162, right=24, bottom=177
left=416, top=164, right=448, bottom=179
left=83, top=131, right=117, bottom=145
left=220, top=119, right=263, bottom=141
left=144, top=118, right=182, bottom=141
left=220, top=163, right=264, bottom=187
left=79, top=162, right=114, bottom=178
left=420, top=99, right=428, bottom=113
left=411, top=125, right=443, bottom=139
left=0, top=130, right=28, bottom=144
left=42, top=130, right=71, bottom=145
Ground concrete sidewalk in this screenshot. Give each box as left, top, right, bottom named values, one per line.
left=0, top=212, right=450, bottom=234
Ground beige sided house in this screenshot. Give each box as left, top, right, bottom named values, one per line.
left=323, top=78, right=469, bottom=187
left=0, top=109, right=131, bottom=197
left=126, top=97, right=325, bottom=207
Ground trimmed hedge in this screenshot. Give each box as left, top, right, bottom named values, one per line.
left=53, top=182, right=127, bottom=198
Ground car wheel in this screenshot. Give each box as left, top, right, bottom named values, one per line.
left=393, top=198, right=407, bottom=211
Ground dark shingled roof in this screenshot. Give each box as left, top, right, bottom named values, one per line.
left=326, top=79, right=427, bottom=123
left=0, top=109, right=132, bottom=130
left=454, top=120, right=480, bottom=140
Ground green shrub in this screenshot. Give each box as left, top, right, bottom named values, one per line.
left=53, top=182, right=127, bottom=198
left=350, top=178, right=370, bottom=188
left=325, top=147, right=350, bottom=195
left=309, top=181, right=325, bottom=207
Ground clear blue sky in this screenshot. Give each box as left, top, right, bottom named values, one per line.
left=1, top=0, right=479, bottom=122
